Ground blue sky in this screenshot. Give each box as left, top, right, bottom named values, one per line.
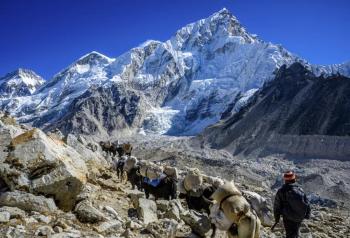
left=0, top=0, right=349, bottom=79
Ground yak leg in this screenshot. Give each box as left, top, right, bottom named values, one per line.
left=210, top=224, right=217, bottom=238
left=145, top=189, right=150, bottom=199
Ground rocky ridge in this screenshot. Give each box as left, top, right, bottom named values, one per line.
left=200, top=63, right=350, bottom=161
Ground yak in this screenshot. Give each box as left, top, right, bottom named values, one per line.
left=126, top=165, right=143, bottom=190
left=143, top=176, right=177, bottom=200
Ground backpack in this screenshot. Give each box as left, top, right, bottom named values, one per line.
left=282, top=185, right=310, bottom=222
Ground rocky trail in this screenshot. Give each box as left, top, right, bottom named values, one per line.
left=0, top=115, right=350, bottom=238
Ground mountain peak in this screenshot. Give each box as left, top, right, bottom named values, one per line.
left=0, top=68, right=44, bottom=97
left=212, top=7, right=232, bottom=18
left=208, top=7, right=238, bottom=23
left=76, top=51, right=114, bottom=65
left=2, top=68, right=39, bottom=80
left=170, top=7, right=254, bottom=50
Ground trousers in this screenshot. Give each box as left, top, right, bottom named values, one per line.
left=283, top=218, right=302, bottom=238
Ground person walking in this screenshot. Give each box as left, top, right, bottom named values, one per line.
left=273, top=171, right=311, bottom=238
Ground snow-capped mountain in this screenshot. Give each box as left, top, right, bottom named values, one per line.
left=1, top=8, right=349, bottom=136
left=0, top=68, right=44, bottom=98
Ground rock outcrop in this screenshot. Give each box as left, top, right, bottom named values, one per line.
left=0, top=123, right=88, bottom=211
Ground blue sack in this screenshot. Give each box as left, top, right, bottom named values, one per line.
left=144, top=177, right=162, bottom=187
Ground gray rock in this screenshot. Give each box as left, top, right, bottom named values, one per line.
left=155, top=200, right=170, bottom=212
left=137, top=198, right=158, bottom=225
left=53, top=226, right=64, bottom=233
left=0, top=206, right=26, bottom=219
left=6, top=225, right=27, bottom=238
left=32, top=214, right=51, bottom=224
left=146, top=218, right=178, bottom=238
left=180, top=210, right=212, bottom=237
left=94, top=219, right=122, bottom=233
left=0, top=191, right=57, bottom=214
left=103, top=206, right=121, bottom=220
left=0, top=163, right=30, bottom=191
left=75, top=200, right=105, bottom=223
left=127, top=189, right=145, bottom=208
left=0, top=211, right=10, bottom=223
left=23, top=217, right=39, bottom=224
left=164, top=202, right=181, bottom=221
left=87, top=142, right=99, bottom=152
left=125, top=220, right=143, bottom=230
left=35, top=225, right=54, bottom=236
left=51, top=232, right=81, bottom=238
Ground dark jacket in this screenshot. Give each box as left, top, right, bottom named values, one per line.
left=274, top=183, right=311, bottom=223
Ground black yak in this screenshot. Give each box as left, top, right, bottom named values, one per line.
left=126, top=165, right=143, bottom=190
left=143, top=176, right=177, bottom=200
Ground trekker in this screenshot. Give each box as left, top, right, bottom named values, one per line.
left=273, top=171, right=311, bottom=238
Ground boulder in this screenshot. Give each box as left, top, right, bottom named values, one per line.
left=35, top=225, right=54, bottom=236
left=180, top=210, right=212, bottom=237
left=94, top=219, right=122, bottom=233
left=75, top=200, right=105, bottom=223
left=137, top=198, right=158, bottom=224
left=157, top=199, right=182, bottom=221
left=127, top=189, right=145, bottom=208
left=146, top=218, right=178, bottom=238
left=0, top=211, right=10, bottom=223
left=0, top=191, right=57, bottom=214
left=7, top=129, right=88, bottom=211
left=0, top=206, right=26, bottom=219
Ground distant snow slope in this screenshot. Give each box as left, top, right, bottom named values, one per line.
left=1, top=8, right=349, bottom=136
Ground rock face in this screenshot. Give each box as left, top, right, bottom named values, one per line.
left=1, top=9, right=349, bottom=137
left=45, top=83, right=147, bottom=136
left=3, top=128, right=88, bottom=211
left=201, top=63, right=350, bottom=160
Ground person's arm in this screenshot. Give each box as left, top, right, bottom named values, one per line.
left=273, top=190, right=282, bottom=222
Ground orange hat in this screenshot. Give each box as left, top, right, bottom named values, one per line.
left=283, top=171, right=296, bottom=181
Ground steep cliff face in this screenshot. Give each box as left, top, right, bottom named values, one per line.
left=41, top=83, right=148, bottom=137
left=200, top=63, right=350, bottom=160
